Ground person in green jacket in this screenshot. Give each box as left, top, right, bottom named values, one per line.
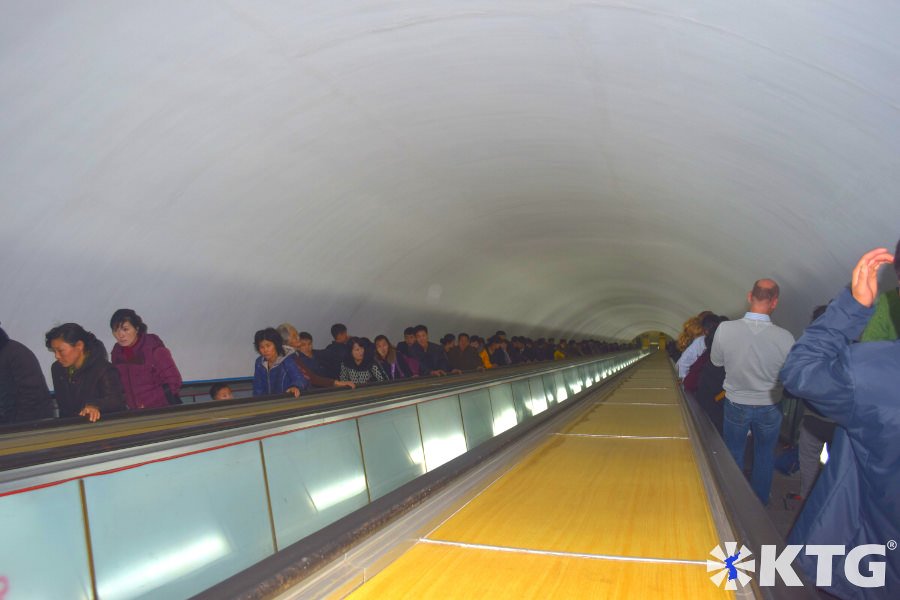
left=859, top=238, right=900, bottom=342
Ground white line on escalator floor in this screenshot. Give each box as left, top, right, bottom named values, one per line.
left=417, top=538, right=706, bottom=566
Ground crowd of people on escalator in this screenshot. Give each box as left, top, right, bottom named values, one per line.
left=0, top=310, right=631, bottom=426
left=669, top=240, right=900, bottom=597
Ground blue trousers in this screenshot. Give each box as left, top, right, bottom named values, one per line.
left=723, top=399, right=783, bottom=505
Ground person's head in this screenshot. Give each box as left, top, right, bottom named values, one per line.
left=748, top=279, right=780, bottom=314
left=209, top=383, right=234, bottom=401
left=254, top=328, right=285, bottom=363
left=700, top=313, right=720, bottom=335
left=45, top=323, right=97, bottom=369
left=470, top=336, right=482, bottom=350
left=487, top=336, right=501, bottom=351
left=677, top=316, right=704, bottom=351
left=414, top=324, right=429, bottom=347
left=109, top=308, right=147, bottom=348
left=457, top=333, right=470, bottom=351
left=374, top=334, right=394, bottom=361
left=277, top=323, right=300, bottom=348
left=348, top=337, right=369, bottom=366
left=331, top=323, right=348, bottom=343
left=297, top=331, right=314, bottom=357
left=441, top=333, right=456, bottom=349
left=403, top=327, right=416, bottom=346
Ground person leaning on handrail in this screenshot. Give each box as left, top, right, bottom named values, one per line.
left=374, top=335, right=414, bottom=381
left=109, top=308, right=183, bottom=410
left=446, top=333, right=483, bottom=372
left=0, top=322, right=54, bottom=424
left=45, top=323, right=126, bottom=422
left=339, top=337, right=387, bottom=385
left=277, top=324, right=355, bottom=390
left=252, top=327, right=307, bottom=398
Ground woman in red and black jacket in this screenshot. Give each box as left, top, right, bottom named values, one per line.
left=109, top=309, right=183, bottom=410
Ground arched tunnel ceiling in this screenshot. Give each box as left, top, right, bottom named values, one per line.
left=2, top=1, right=900, bottom=380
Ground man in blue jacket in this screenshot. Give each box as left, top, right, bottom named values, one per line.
left=781, top=246, right=899, bottom=598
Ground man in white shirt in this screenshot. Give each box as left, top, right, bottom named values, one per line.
left=710, top=279, right=795, bottom=505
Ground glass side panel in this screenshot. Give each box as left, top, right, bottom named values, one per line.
left=565, top=367, right=583, bottom=395
left=263, top=419, right=369, bottom=549
left=554, top=372, right=568, bottom=402
left=542, top=374, right=557, bottom=405
left=580, top=366, right=592, bottom=388
left=458, top=388, right=494, bottom=450
left=85, top=442, right=274, bottom=600
left=510, top=380, right=533, bottom=421
left=417, top=395, right=467, bottom=471
left=488, top=384, right=518, bottom=435
left=357, top=405, right=426, bottom=500
left=0, top=482, right=92, bottom=599
left=528, top=376, right=548, bottom=414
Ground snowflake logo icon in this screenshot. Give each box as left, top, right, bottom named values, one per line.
left=707, top=542, right=756, bottom=589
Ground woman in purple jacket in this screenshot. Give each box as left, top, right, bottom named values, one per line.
left=110, top=309, right=183, bottom=410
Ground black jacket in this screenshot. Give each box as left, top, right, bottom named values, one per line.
left=317, top=341, right=349, bottom=380
left=51, top=339, right=127, bottom=418
left=0, top=329, right=54, bottom=424
left=410, top=342, right=450, bottom=375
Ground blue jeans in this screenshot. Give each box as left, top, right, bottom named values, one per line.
left=723, top=399, right=783, bottom=505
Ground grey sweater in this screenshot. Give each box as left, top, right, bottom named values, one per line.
left=710, top=314, right=795, bottom=406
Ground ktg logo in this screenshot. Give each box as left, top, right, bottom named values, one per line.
left=707, top=541, right=893, bottom=590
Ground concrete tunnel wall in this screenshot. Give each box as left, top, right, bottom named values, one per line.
left=2, top=1, right=900, bottom=382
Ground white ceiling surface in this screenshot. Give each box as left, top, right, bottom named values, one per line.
left=2, top=1, right=900, bottom=381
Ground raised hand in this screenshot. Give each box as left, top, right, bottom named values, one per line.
left=851, top=248, right=894, bottom=308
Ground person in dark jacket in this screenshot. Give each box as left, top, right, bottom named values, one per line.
left=374, top=335, right=413, bottom=381
left=45, top=323, right=126, bottom=422
left=253, top=328, right=308, bottom=397
left=396, top=327, right=417, bottom=357
left=688, top=316, right=728, bottom=435
left=0, top=323, right=54, bottom=424
left=488, top=336, right=510, bottom=366
left=109, top=309, right=183, bottom=410
left=410, top=325, right=458, bottom=376
left=446, top=333, right=483, bottom=371
left=339, top=338, right=387, bottom=384
left=781, top=247, right=899, bottom=597
left=317, top=323, right=350, bottom=379
left=277, top=324, right=356, bottom=390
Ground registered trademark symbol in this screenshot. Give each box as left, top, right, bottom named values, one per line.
left=888, top=540, right=897, bottom=551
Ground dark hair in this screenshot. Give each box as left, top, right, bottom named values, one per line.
left=330, top=323, right=347, bottom=339
left=45, top=323, right=99, bottom=351
left=701, top=313, right=720, bottom=332
left=704, top=316, right=729, bottom=348
left=414, top=324, right=428, bottom=334
left=298, top=331, right=313, bottom=342
left=441, top=334, right=455, bottom=344
left=254, top=328, right=285, bottom=356
left=895, top=238, right=900, bottom=280
left=495, top=330, right=507, bottom=337
left=457, top=332, right=470, bottom=340
left=345, top=336, right=375, bottom=369
left=751, top=280, right=780, bottom=301
left=209, top=382, right=231, bottom=399
left=403, top=326, right=416, bottom=336
left=109, top=308, right=148, bottom=334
